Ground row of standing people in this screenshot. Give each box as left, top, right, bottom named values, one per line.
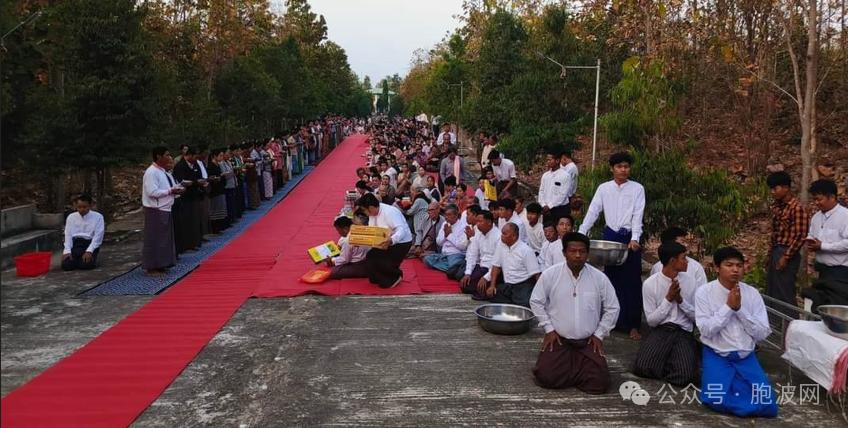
left=141, top=118, right=354, bottom=277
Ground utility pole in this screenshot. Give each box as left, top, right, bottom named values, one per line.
left=533, top=51, right=602, bottom=167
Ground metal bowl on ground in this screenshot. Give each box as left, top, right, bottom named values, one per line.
left=475, top=303, right=535, bottom=335
left=588, top=240, right=629, bottom=266
left=817, top=305, right=848, bottom=340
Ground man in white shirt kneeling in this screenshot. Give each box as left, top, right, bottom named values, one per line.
left=530, top=232, right=620, bottom=394
left=62, top=194, right=105, bottom=271
left=696, top=247, right=777, bottom=418
left=633, top=242, right=700, bottom=386
left=460, top=211, right=501, bottom=298
left=480, top=223, right=540, bottom=307
left=423, top=204, right=468, bottom=273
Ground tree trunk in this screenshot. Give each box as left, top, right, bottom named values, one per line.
left=96, top=168, right=112, bottom=222
left=52, top=175, right=66, bottom=213
left=799, top=0, right=818, bottom=206
left=84, top=171, right=94, bottom=195
left=645, top=2, right=653, bottom=56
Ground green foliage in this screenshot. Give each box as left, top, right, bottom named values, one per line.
left=1, top=0, right=364, bottom=214
left=403, top=5, right=630, bottom=172
left=577, top=147, right=768, bottom=254
left=498, top=122, right=583, bottom=167
left=347, top=83, right=373, bottom=118
left=742, top=254, right=767, bottom=291
left=465, top=10, right=528, bottom=135
left=53, top=0, right=157, bottom=171
left=376, top=80, right=390, bottom=113
left=388, top=95, right=405, bottom=118
left=215, top=54, right=282, bottom=136
left=600, top=56, right=682, bottom=147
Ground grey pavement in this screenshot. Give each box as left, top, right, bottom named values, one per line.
left=2, top=234, right=846, bottom=427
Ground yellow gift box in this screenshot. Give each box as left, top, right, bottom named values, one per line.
left=348, top=225, right=392, bottom=247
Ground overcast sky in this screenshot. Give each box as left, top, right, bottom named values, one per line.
left=301, top=0, right=465, bottom=86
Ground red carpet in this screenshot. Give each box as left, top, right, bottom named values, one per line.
left=252, top=135, right=460, bottom=297
left=1, top=135, right=461, bottom=428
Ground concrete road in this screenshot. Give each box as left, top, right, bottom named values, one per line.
left=2, top=236, right=845, bottom=427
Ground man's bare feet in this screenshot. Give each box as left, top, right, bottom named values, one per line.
left=629, top=328, right=643, bottom=341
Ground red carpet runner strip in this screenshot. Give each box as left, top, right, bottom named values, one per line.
left=252, top=135, right=460, bottom=297
left=1, top=135, right=460, bottom=428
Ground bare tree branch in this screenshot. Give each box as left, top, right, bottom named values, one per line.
left=734, top=62, right=799, bottom=103
left=778, top=7, right=805, bottom=111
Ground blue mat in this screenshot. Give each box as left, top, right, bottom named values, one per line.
left=82, top=167, right=314, bottom=297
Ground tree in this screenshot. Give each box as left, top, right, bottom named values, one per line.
left=47, top=0, right=158, bottom=218
left=388, top=94, right=405, bottom=118
left=600, top=56, right=682, bottom=150
left=778, top=0, right=821, bottom=205
left=376, top=80, right=390, bottom=113
left=465, top=10, right=528, bottom=135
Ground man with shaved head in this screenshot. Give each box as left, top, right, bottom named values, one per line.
left=479, top=222, right=542, bottom=307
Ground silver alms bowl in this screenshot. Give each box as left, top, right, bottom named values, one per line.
left=589, top=240, right=629, bottom=266
left=475, top=303, right=535, bottom=335
left=817, top=305, right=848, bottom=340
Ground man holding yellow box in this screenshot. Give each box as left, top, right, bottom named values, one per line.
left=356, top=193, right=414, bottom=289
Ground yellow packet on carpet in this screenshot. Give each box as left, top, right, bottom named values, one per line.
left=307, top=241, right=341, bottom=264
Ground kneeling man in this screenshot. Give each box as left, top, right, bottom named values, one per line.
left=696, top=247, right=778, bottom=417
left=530, top=232, right=620, bottom=394
left=327, top=216, right=369, bottom=279
left=423, top=204, right=468, bottom=272
left=480, top=223, right=540, bottom=307
left=62, top=194, right=105, bottom=271
left=460, top=211, right=501, bottom=298
left=633, top=242, right=699, bottom=386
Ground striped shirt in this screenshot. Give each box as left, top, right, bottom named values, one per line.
left=770, top=197, right=809, bottom=259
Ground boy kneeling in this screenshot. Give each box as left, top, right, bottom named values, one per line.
left=327, top=216, right=369, bottom=280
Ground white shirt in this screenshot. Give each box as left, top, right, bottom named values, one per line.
left=650, top=257, right=709, bottom=286
left=63, top=211, right=105, bottom=254
left=368, top=203, right=413, bottom=245
left=695, top=280, right=771, bottom=358
left=579, top=180, right=646, bottom=242
left=481, top=144, right=496, bottom=169
left=142, top=164, right=176, bottom=212
left=436, top=218, right=469, bottom=256
left=516, top=208, right=528, bottom=223
left=484, top=240, right=541, bottom=283
left=197, top=160, right=208, bottom=179
left=436, top=131, right=457, bottom=145
left=562, top=162, right=579, bottom=198
left=498, top=212, right=528, bottom=243
left=808, top=204, right=848, bottom=267
left=525, top=220, right=545, bottom=253
left=642, top=271, right=698, bottom=332
left=538, top=167, right=570, bottom=208
left=492, top=158, right=517, bottom=182
left=383, top=167, right=398, bottom=189
left=474, top=188, right=489, bottom=210
left=530, top=263, right=620, bottom=340
left=332, top=235, right=369, bottom=266
left=538, top=239, right=565, bottom=271
left=465, top=226, right=502, bottom=275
